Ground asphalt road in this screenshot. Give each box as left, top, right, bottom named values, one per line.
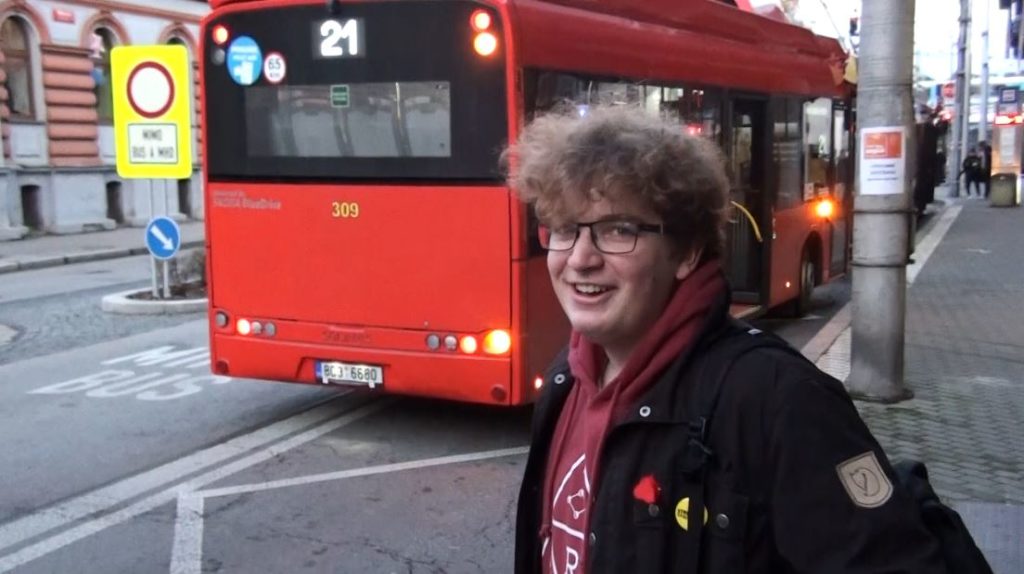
left=0, top=247, right=856, bottom=573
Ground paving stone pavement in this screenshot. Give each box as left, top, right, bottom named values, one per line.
left=851, top=199, right=1024, bottom=506
left=817, top=197, right=1023, bottom=572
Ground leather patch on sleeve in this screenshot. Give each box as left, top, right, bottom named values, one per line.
left=836, top=451, right=894, bottom=508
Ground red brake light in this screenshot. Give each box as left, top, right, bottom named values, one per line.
left=212, top=24, right=230, bottom=46
left=470, top=10, right=492, bottom=31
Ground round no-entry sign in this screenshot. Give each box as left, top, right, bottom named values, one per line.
left=127, top=61, right=175, bottom=119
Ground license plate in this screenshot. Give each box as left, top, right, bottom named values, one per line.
left=316, top=361, right=383, bottom=389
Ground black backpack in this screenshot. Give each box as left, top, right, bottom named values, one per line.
left=892, top=460, right=994, bottom=574
left=678, top=320, right=994, bottom=574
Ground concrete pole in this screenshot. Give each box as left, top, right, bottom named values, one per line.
left=950, top=0, right=971, bottom=198
left=981, top=0, right=991, bottom=145
left=847, top=0, right=916, bottom=402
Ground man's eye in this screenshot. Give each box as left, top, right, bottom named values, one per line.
left=552, top=226, right=577, bottom=237
left=605, top=223, right=639, bottom=237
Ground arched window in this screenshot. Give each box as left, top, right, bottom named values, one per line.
left=0, top=17, right=34, bottom=119
left=90, top=27, right=117, bottom=123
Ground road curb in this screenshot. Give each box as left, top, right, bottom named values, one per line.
left=0, top=240, right=204, bottom=275
left=101, top=288, right=207, bottom=315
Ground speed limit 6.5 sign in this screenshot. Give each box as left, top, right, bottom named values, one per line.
left=111, top=45, right=193, bottom=179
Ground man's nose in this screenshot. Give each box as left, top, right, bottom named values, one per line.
left=566, top=227, right=603, bottom=269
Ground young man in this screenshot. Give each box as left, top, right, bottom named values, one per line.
left=505, top=107, right=945, bottom=573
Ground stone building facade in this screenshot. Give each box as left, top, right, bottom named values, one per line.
left=0, top=0, right=207, bottom=240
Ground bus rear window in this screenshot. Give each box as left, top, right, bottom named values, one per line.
left=203, top=1, right=507, bottom=182
left=246, top=82, right=452, bottom=159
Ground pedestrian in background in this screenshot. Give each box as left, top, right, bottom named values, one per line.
left=979, top=141, right=993, bottom=199
left=960, top=147, right=983, bottom=198
left=505, top=106, right=945, bottom=573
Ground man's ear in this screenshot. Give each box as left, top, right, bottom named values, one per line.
left=675, top=248, right=703, bottom=281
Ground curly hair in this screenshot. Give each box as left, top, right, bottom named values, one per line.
left=503, top=106, right=730, bottom=260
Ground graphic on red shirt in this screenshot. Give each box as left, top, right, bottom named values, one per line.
left=543, top=453, right=590, bottom=574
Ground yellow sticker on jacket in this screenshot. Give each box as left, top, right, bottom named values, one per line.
left=836, top=451, right=894, bottom=508
left=674, top=497, right=709, bottom=531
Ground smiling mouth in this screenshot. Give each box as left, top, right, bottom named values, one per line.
left=572, top=283, right=612, bottom=296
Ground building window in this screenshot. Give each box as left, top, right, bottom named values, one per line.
left=1, top=17, right=35, bottom=120
left=91, top=28, right=117, bottom=124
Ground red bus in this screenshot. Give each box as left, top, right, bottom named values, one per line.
left=200, top=0, right=854, bottom=405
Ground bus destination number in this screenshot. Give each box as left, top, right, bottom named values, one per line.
left=332, top=201, right=360, bottom=218
left=314, top=18, right=364, bottom=58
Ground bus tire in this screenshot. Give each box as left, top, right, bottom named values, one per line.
left=795, top=251, right=816, bottom=317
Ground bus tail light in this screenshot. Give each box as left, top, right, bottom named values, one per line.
left=483, top=330, right=512, bottom=355
left=459, top=336, right=478, bottom=354
left=534, top=376, right=544, bottom=391
left=236, top=318, right=252, bottom=335
left=212, top=24, right=230, bottom=45
left=470, top=9, right=492, bottom=31
left=215, top=310, right=229, bottom=328
left=815, top=198, right=835, bottom=219
left=473, top=32, right=498, bottom=57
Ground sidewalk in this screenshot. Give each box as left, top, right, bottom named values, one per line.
left=0, top=221, right=206, bottom=274
left=816, top=191, right=1024, bottom=573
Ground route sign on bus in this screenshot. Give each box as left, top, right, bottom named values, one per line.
left=111, top=45, right=193, bottom=179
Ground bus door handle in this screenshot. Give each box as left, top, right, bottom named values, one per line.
left=730, top=200, right=763, bottom=243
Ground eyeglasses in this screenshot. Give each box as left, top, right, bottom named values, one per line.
left=538, top=220, right=665, bottom=254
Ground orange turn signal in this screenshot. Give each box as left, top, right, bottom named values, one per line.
left=815, top=199, right=835, bottom=219
left=483, top=330, right=512, bottom=355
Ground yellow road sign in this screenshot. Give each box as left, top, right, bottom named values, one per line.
left=111, top=45, right=193, bottom=179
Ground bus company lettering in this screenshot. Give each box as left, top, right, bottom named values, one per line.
left=212, top=190, right=282, bottom=211
left=28, top=345, right=231, bottom=401
left=322, top=327, right=371, bottom=345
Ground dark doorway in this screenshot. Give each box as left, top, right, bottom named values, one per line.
left=106, top=181, right=124, bottom=224
left=20, top=185, right=42, bottom=230
left=177, top=179, right=192, bottom=217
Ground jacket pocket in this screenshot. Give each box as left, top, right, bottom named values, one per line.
left=702, top=489, right=749, bottom=572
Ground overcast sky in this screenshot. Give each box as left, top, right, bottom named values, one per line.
left=774, top=0, right=1017, bottom=81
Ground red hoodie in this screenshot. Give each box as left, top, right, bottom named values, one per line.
left=539, top=261, right=726, bottom=574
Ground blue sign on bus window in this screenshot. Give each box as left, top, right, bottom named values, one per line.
left=226, top=36, right=262, bottom=86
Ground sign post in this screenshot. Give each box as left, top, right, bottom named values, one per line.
left=111, top=45, right=193, bottom=299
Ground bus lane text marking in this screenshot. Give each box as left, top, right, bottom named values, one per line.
left=27, top=345, right=230, bottom=401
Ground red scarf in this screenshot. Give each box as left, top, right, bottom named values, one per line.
left=538, top=260, right=727, bottom=572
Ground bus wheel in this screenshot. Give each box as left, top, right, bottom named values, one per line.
left=795, top=252, right=816, bottom=317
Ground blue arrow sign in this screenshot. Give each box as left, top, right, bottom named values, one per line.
left=145, top=216, right=181, bottom=260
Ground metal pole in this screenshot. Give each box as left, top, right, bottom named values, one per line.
left=950, top=0, right=971, bottom=198
left=848, top=0, right=916, bottom=402
left=980, top=0, right=991, bottom=146
left=163, top=260, right=171, bottom=298
left=150, top=257, right=159, bottom=298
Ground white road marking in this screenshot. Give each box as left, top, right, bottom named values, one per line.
left=907, top=205, right=961, bottom=285
left=170, top=495, right=205, bottom=574
left=0, top=324, right=14, bottom=346
left=0, top=397, right=391, bottom=573
left=814, top=204, right=963, bottom=379
left=169, top=445, right=529, bottom=574
left=0, top=392, right=358, bottom=564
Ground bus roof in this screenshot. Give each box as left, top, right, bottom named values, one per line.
left=207, top=0, right=848, bottom=96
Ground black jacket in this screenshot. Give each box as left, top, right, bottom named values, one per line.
left=515, top=294, right=945, bottom=573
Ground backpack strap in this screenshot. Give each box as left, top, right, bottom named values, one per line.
left=677, top=319, right=806, bottom=573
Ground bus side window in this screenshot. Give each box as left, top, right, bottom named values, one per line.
left=524, top=70, right=585, bottom=118
left=773, top=98, right=802, bottom=210
left=803, top=97, right=833, bottom=201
